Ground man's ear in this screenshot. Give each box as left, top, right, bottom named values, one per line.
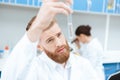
left=37, top=45, right=43, bottom=51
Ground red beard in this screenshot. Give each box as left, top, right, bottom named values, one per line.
left=44, top=42, right=70, bottom=64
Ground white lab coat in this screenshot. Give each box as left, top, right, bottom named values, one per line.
left=1, top=33, right=37, bottom=80
left=79, top=38, right=105, bottom=80
left=24, top=52, right=100, bottom=80
left=1, top=33, right=100, bottom=80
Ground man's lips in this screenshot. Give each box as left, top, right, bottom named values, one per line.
left=57, top=47, right=65, bottom=53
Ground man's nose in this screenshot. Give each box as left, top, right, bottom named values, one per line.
left=55, top=38, right=62, bottom=47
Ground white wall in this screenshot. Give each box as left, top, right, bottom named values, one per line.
left=0, top=4, right=38, bottom=49
left=108, top=16, right=120, bottom=50
left=0, top=3, right=120, bottom=51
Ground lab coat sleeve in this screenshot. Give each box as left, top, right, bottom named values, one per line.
left=1, top=33, right=38, bottom=80
left=72, top=55, right=101, bottom=80
left=24, top=58, right=38, bottom=80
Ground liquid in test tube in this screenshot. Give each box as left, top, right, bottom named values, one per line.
left=67, top=5, right=74, bottom=40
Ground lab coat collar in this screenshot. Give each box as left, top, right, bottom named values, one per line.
left=40, top=52, right=72, bottom=70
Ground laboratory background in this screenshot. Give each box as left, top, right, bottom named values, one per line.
left=0, top=0, right=120, bottom=80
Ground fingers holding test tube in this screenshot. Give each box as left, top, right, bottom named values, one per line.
left=27, top=0, right=73, bottom=42
left=42, top=0, right=73, bottom=4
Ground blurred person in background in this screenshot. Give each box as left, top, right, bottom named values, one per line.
left=73, top=25, right=105, bottom=80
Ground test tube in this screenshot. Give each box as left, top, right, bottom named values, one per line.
left=87, top=0, right=92, bottom=11
left=67, top=5, right=74, bottom=41
left=59, top=0, right=74, bottom=40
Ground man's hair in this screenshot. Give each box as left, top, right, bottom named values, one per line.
left=26, top=16, right=56, bottom=31
left=75, top=25, right=91, bottom=36
left=26, top=16, right=36, bottom=31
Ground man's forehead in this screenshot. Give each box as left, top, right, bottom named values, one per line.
left=40, top=23, right=61, bottom=41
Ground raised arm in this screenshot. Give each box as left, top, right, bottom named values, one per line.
left=27, top=0, right=73, bottom=42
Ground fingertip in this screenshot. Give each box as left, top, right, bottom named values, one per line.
left=66, top=0, right=73, bottom=5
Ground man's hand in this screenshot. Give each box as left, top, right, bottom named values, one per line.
left=35, top=0, right=73, bottom=30
left=43, top=0, right=73, bottom=5
left=27, top=0, right=73, bottom=42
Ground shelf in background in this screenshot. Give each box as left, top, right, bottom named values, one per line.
left=0, top=0, right=42, bottom=8
left=0, top=0, right=120, bottom=14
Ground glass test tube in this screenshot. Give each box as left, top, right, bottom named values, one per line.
left=87, top=0, right=92, bottom=11
left=67, top=5, right=74, bottom=41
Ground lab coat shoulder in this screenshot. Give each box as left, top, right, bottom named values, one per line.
left=70, top=54, right=101, bottom=80
left=88, top=38, right=103, bottom=51
left=70, top=53, right=93, bottom=66
left=70, top=54, right=94, bottom=72
left=1, top=33, right=37, bottom=80
left=87, top=38, right=104, bottom=58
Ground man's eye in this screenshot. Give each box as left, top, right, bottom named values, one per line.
left=47, top=39, right=54, bottom=43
